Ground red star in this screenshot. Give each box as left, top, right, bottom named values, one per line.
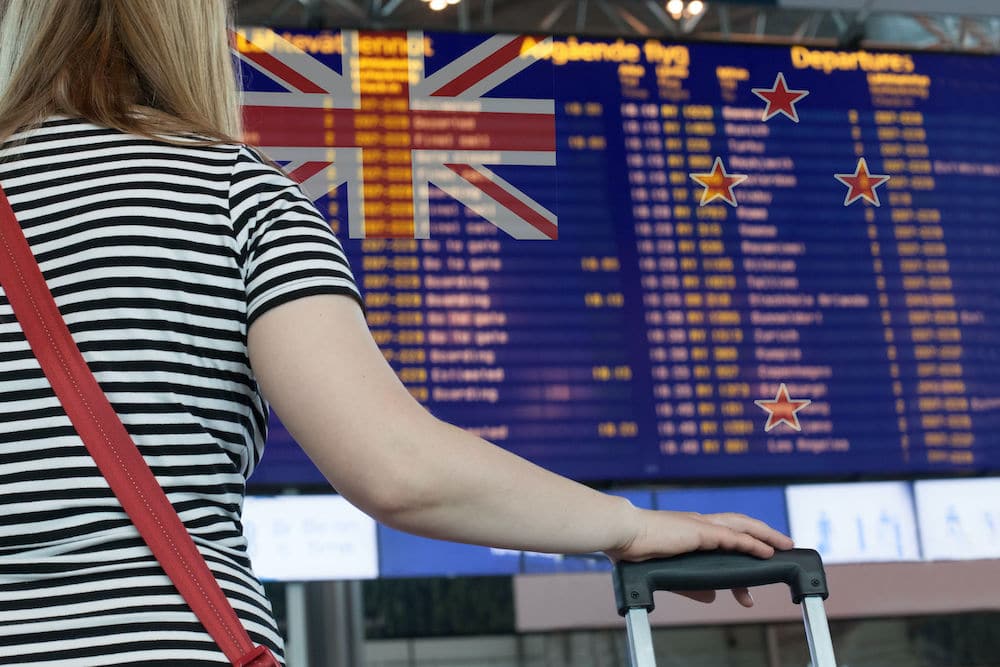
left=834, top=158, right=891, bottom=207
left=689, top=157, right=748, bottom=207
left=751, top=72, right=809, bottom=123
left=754, top=383, right=811, bottom=432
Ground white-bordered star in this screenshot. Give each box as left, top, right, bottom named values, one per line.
left=751, top=72, right=810, bottom=123
left=689, top=157, right=748, bottom=207
left=834, top=157, right=891, bottom=206
left=754, top=383, right=812, bottom=432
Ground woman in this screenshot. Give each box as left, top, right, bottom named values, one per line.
left=0, top=0, right=792, bottom=664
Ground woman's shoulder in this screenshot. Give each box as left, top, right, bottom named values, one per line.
left=4, top=114, right=245, bottom=157
left=2, top=114, right=298, bottom=196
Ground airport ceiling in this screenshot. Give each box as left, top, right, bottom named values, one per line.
left=234, top=0, right=1000, bottom=52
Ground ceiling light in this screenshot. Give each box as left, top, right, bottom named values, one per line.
left=688, top=0, right=705, bottom=15
left=421, top=0, right=461, bottom=9
left=666, top=0, right=684, bottom=18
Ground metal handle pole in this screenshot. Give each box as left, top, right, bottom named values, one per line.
left=625, top=608, right=657, bottom=667
left=802, top=595, right=838, bottom=667
left=284, top=582, right=309, bottom=667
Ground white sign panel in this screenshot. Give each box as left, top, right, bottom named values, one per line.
left=243, top=495, right=378, bottom=581
left=786, top=482, right=920, bottom=564
left=914, top=478, right=1000, bottom=561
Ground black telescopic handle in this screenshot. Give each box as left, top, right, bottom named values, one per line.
left=613, top=548, right=828, bottom=615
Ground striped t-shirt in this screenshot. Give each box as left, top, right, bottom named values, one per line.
left=0, top=116, right=363, bottom=665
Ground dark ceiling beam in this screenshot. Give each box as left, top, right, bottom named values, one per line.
left=644, top=0, right=679, bottom=36
left=458, top=0, right=471, bottom=30
left=267, top=0, right=300, bottom=23
left=329, top=0, right=366, bottom=20
left=913, top=14, right=956, bottom=47
left=616, top=4, right=652, bottom=36
left=595, top=0, right=630, bottom=33
left=303, top=0, right=327, bottom=28
left=957, top=16, right=969, bottom=47
left=754, top=9, right=768, bottom=36
left=680, top=6, right=707, bottom=35
left=793, top=12, right=824, bottom=40
left=540, top=0, right=570, bottom=31
left=829, top=10, right=849, bottom=33
left=836, top=12, right=868, bottom=48
left=380, top=0, right=404, bottom=18
left=717, top=4, right=732, bottom=37
left=963, top=18, right=995, bottom=49
left=576, top=0, right=589, bottom=33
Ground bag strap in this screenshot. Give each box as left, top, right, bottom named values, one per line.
left=0, top=187, right=279, bottom=667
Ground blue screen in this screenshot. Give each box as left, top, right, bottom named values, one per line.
left=241, top=29, right=1000, bottom=488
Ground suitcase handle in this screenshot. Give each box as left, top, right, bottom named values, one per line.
left=613, top=548, right=828, bottom=615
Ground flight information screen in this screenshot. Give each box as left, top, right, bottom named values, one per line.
left=237, top=28, right=1000, bottom=486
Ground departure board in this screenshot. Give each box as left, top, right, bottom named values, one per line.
left=236, top=28, right=1000, bottom=486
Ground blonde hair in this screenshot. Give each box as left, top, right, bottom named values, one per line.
left=0, top=0, right=243, bottom=145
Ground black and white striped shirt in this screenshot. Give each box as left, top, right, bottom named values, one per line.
left=0, top=116, right=363, bottom=665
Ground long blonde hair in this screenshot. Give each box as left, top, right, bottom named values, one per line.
left=0, top=0, right=243, bottom=145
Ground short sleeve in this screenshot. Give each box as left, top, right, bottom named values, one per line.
left=230, top=146, right=365, bottom=327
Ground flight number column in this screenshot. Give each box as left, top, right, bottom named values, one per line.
left=681, top=104, right=749, bottom=459
left=638, top=103, right=747, bottom=460
left=623, top=101, right=678, bottom=452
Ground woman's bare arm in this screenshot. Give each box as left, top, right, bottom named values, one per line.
left=247, top=295, right=792, bottom=566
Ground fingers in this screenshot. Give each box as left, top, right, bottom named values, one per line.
left=606, top=509, right=793, bottom=564
left=731, top=587, right=753, bottom=608
left=697, top=522, right=776, bottom=559
left=704, top=513, right=795, bottom=551
left=677, top=590, right=717, bottom=604
left=678, top=589, right=752, bottom=607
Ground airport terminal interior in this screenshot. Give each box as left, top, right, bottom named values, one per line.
left=232, top=0, right=1000, bottom=664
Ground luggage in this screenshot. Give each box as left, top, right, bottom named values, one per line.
left=612, top=548, right=836, bottom=667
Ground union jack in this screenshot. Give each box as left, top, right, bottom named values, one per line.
left=234, top=29, right=558, bottom=239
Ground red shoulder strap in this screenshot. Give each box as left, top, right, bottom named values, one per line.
left=0, top=186, right=278, bottom=667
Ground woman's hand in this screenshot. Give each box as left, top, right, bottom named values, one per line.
left=603, top=509, right=795, bottom=608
